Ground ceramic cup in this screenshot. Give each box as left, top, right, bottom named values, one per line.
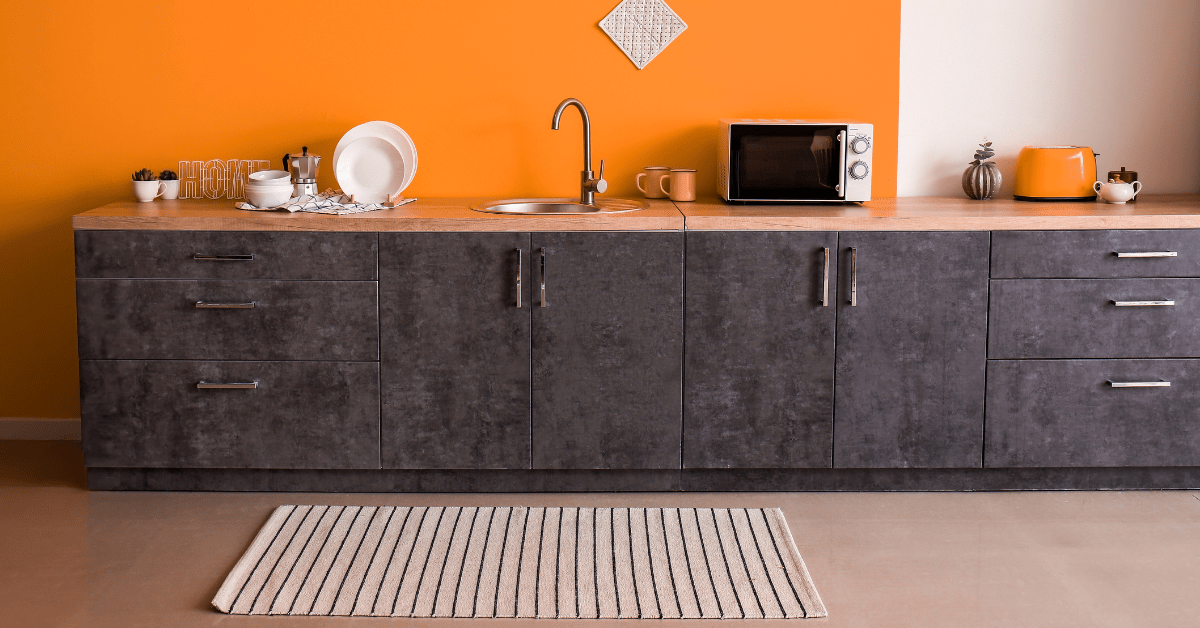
left=160, top=180, right=180, bottom=200
left=635, top=166, right=671, bottom=199
left=660, top=168, right=697, bottom=202
left=131, top=180, right=165, bottom=203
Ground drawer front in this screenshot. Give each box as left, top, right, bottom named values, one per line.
left=991, top=230, right=1200, bottom=279
left=986, top=359, right=1200, bottom=467
left=989, top=278, right=1200, bottom=358
left=77, top=279, right=378, bottom=360
left=75, top=230, right=378, bottom=280
left=81, top=360, right=379, bottom=469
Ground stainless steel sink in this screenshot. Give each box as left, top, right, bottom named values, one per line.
left=470, top=197, right=648, bottom=215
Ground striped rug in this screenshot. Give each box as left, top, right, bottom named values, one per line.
left=213, top=506, right=826, bottom=619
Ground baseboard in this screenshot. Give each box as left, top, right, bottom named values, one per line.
left=0, top=417, right=82, bottom=440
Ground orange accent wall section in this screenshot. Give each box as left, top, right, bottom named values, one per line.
left=0, top=1, right=900, bottom=417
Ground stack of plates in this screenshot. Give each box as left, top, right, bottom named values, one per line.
left=333, top=121, right=418, bottom=204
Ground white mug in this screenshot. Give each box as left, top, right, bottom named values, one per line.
left=160, top=180, right=180, bottom=200
left=131, top=180, right=165, bottom=203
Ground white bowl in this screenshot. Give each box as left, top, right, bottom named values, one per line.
left=245, top=185, right=293, bottom=208
left=248, top=170, right=292, bottom=182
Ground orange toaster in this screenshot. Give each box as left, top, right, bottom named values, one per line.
left=1013, top=146, right=1098, bottom=201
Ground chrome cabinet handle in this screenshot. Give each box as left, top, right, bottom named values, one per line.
left=821, top=247, right=830, bottom=307
left=193, top=254, right=255, bottom=261
left=539, top=248, right=547, bottom=307
left=195, top=301, right=255, bottom=309
left=515, top=248, right=523, bottom=308
left=1109, top=381, right=1170, bottom=388
left=197, top=381, right=258, bottom=389
left=849, top=247, right=857, bottom=306
left=1115, top=251, right=1177, bottom=258
left=1112, top=300, right=1174, bottom=307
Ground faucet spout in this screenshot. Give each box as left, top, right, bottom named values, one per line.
left=551, top=98, right=592, bottom=173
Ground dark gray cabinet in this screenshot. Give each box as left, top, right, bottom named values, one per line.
left=986, top=359, right=1200, bottom=467
left=834, top=232, right=990, bottom=468
left=683, top=231, right=837, bottom=468
left=531, top=232, right=684, bottom=469
left=379, top=233, right=532, bottom=469
left=81, top=360, right=379, bottom=469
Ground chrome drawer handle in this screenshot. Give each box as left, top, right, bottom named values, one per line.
left=193, top=254, right=255, bottom=261
left=1115, top=251, right=1177, bottom=258
left=197, top=381, right=258, bottom=389
left=195, top=301, right=255, bottom=309
left=1112, top=300, right=1174, bottom=307
left=1109, top=381, right=1170, bottom=388
left=849, top=247, right=857, bottom=306
left=821, top=247, right=830, bottom=307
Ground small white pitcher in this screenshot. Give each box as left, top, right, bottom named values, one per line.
left=1094, top=179, right=1142, bottom=204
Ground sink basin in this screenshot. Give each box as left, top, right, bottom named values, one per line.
left=470, top=197, right=648, bottom=215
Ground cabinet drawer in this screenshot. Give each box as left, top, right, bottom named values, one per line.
left=76, top=279, right=378, bottom=360
left=985, top=359, right=1200, bottom=467
left=989, top=278, right=1200, bottom=358
left=991, top=230, right=1200, bottom=278
left=81, top=360, right=379, bottom=469
left=75, top=231, right=377, bottom=280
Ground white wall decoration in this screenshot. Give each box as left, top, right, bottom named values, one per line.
left=599, top=0, right=687, bottom=70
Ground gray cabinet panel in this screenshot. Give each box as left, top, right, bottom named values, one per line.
left=834, top=231, right=989, bottom=468
left=989, top=278, right=1200, bottom=359
left=379, top=233, right=531, bottom=469
left=531, top=232, right=684, bottom=469
left=991, top=230, right=1200, bottom=279
left=75, top=230, right=377, bottom=280
left=76, top=279, right=378, bottom=361
left=986, top=359, right=1200, bottom=467
left=683, top=231, right=836, bottom=468
left=80, top=360, right=379, bottom=469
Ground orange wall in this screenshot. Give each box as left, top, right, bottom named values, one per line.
left=0, top=0, right=900, bottom=417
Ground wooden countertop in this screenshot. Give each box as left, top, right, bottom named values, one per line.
left=679, top=194, right=1200, bottom=230
left=72, top=198, right=684, bottom=231
left=73, top=194, right=1200, bottom=232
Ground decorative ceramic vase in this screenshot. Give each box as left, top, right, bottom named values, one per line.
left=963, top=162, right=1002, bottom=200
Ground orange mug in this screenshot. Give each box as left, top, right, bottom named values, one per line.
left=635, top=166, right=671, bottom=199
left=659, top=168, right=697, bottom=202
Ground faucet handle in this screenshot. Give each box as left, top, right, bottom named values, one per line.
left=594, top=159, right=608, bottom=193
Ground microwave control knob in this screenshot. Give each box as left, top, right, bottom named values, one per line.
left=850, top=135, right=871, bottom=154
left=849, top=160, right=870, bottom=180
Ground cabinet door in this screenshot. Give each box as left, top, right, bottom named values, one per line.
left=380, top=233, right=531, bottom=469
left=531, top=232, right=684, bottom=469
left=834, top=231, right=990, bottom=468
left=683, top=231, right=837, bottom=468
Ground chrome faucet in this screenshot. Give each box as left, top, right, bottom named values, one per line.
left=551, top=98, right=607, bottom=205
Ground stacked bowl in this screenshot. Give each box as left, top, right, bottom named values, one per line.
left=245, top=170, right=295, bottom=208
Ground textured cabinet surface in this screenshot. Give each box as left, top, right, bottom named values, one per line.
left=991, top=230, right=1200, bottom=279
left=81, top=360, right=380, bottom=469
left=379, top=233, right=531, bottom=469
left=76, top=279, right=379, bottom=361
left=834, top=231, right=990, bottom=468
left=986, top=359, right=1200, bottom=467
left=531, top=232, right=684, bottom=469
left=75, top=230, right=377, bottom=280
left=989, top=278, right=1200, bottom=359
left=683, top=231, right=837, bottom=468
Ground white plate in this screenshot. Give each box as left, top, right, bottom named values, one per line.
left=335, top=136, right=406, bottom=204
left=332, top=121, right=418, bottom=194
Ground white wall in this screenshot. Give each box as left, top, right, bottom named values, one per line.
left=898, top=0, right=1200, bottom=197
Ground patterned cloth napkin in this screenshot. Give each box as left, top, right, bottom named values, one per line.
left=236, top=190, right=416, bottom=215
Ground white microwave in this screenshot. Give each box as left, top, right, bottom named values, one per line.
left=718, top=119, right=873, bottom=202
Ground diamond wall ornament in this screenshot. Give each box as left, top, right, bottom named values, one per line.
left=599, top=0, right=687, bottom=70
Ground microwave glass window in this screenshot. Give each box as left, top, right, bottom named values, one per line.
left=732, top=125, right=843, bottom=200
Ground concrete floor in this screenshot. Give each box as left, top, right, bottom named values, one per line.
left=2, top=441, right=1198, bottom=627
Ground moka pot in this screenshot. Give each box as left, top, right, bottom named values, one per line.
left=283, top=146, right=321, bottom=197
